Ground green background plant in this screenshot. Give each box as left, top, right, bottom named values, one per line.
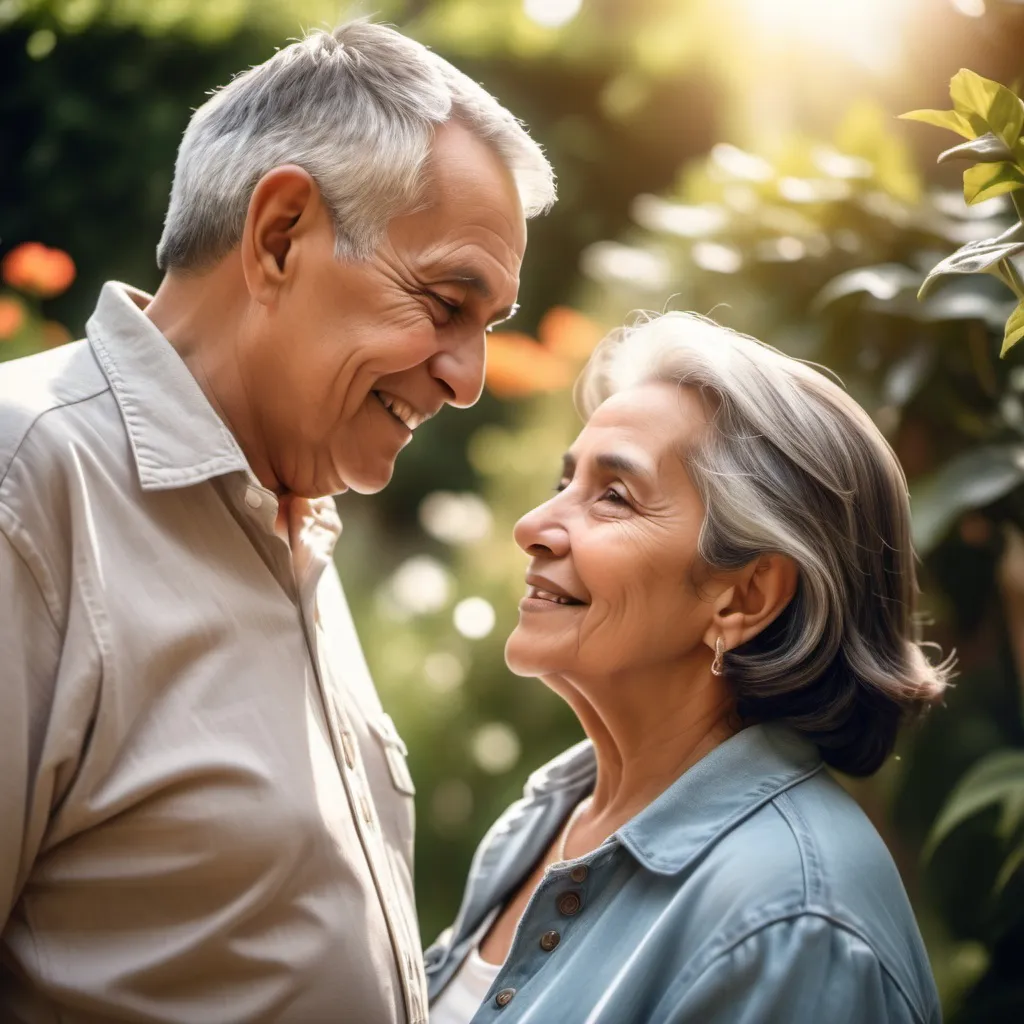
left=4, top=1, right=1024, bottom=1019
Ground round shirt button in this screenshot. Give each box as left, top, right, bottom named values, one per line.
left=539, top=930, right=561, bottom=952
left=495, top=988, right=516, bottom=1007
left=557, top=891, right=582, bottom=916
left=569, top=865, right=589, bottom=883
left=244, top=488, right=263, bottom=510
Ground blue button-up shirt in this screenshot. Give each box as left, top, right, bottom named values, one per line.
left=425, top=724, right=940, bottom=1023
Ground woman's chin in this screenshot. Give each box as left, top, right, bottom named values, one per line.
left=503, top=631, right=553, bottom=678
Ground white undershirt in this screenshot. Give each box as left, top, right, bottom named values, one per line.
left=430, top=946, right=503, bottom=1024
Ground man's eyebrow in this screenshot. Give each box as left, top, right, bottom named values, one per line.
left=441, top=266, right=518, bottom=326
left=443, top=267, right=492, bottom=300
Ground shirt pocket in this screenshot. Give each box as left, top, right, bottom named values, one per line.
left=370, top=712, right=416, bottom=797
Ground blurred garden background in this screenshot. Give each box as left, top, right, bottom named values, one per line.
left=4, top=0, right=1024, bottom=1018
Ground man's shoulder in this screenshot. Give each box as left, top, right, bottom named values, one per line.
left=0, top=341, right=111, bottom=497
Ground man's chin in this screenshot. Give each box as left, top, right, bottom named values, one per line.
left=334, top=457, right=398, bottom=496
left=280, top=462, right=393, bottom=500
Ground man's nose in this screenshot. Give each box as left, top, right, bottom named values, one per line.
left=428, top=329, right=486, bottom=408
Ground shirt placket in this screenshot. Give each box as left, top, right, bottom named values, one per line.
left=288, top=498, right=428, bottom=1024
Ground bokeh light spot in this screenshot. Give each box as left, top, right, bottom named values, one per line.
left=424, top=652, right=466, bottom=693
left=471, top=722, right=522, bottom=775
left=523, top=0, right=583, bottom=29
left=382, top=556, right=452, bottom=619
left=420, top=491, right=493, bottom=545
left=26, top=28, right=56, bottom=59
left=453, top=597, right=496, bottom=639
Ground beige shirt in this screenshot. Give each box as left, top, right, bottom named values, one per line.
left=0, top=282, right=428, bottom=1024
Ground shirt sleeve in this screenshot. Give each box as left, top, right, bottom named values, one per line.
left=0, top=526, right=62, bottom=925
left=665, top=914, right=934, bottom=1024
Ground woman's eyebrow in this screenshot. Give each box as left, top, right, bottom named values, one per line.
left=561, top=451, right=654, bottom=484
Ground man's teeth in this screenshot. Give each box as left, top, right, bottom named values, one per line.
left=531, top=587, right=578, bottom=605
left=375, top=391, right=423, bottom=430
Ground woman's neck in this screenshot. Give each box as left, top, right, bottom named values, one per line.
left=550, top=665, right=739, bottom=857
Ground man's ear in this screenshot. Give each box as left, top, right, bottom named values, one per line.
left=702, top=553, right=799, bottom=653
left=240, top=165, right=319, bottom=304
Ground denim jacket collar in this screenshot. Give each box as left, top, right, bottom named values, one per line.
left=526, top=724, right=825, bottom=876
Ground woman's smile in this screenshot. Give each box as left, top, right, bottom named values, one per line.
left=520, top=573, right=588, bottom=611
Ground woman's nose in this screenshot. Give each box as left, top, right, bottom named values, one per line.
left=513, top=499, right=570, bottom=558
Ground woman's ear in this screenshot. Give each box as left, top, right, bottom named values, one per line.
left=240, top=164, right=318, bottom=305
left=703, top=553, right=798, bottom=652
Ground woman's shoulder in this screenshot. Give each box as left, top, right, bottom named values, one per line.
left=689, top=767, right=932, bottom=1011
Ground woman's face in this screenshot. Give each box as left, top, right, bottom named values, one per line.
left=506, top=380, right=725, bottom=684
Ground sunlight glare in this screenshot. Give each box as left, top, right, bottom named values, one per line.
left=523, top=0, right=583, bottom=30
left=950, top=0, right=985, bottom=16
left=740, top=0, right=915, bottom=70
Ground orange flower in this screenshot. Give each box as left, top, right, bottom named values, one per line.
left=485, top=306, right=604, bottom=399
left=2, top=243, right=76, bottom=298
left=0, top=296, right=26, bottom=340
left=485, top=332, right=575, bottom=397
left=536, top=306, right=604, bottom=361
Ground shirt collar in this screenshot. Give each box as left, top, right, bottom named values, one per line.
left=86, top=281, right=249, bottom=491
left=526, top=724, right=824, bottom=877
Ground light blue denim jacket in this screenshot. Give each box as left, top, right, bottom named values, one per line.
left=425, top=724, right=940, bottom=1023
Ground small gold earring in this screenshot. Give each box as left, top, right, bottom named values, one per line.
left=710, top=636, right=726, bottom=676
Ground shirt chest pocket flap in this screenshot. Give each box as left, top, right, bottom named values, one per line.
left=370, top=712, right=416, bottom=797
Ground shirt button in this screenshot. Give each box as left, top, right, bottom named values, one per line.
left=557, top=891, right=582, bottom=916
left=569, top=865, right=589, bottom=883
left=539, top=930, right=561, bottom=952
left=244, top=487, right=263, bottom=509
left=495, top=988, right=516, bottom=1007
left=341, top=732, right=356, bottom=769
left=359, top=794, right=374, bottom=825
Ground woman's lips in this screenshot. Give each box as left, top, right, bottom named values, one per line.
left=520, top=586, right=586, bottom=611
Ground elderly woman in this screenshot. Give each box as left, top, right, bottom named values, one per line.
left=426, top=313, right=948, bottom=1024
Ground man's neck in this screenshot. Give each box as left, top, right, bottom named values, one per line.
left=146, top=264, right=280, bottom=493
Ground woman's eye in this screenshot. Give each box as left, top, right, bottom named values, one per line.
left=601, top=488, right=629, bottom=506
left=553, top=480, right=569, bottom=494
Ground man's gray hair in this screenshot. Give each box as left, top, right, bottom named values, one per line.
left=157, top=21, right=556, bottom=271
left=576, top=312, right=953, bottom=777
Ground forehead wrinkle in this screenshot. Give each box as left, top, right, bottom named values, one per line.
left=561, top=446, right=656, bottom=486
left=418, top=240, right=520, bottom=292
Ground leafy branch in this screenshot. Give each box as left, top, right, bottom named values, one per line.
left=902, top=69, right=1024, bottom=355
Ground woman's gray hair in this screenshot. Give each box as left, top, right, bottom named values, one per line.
left=576, top=312, right=952, bottom=776
left=156, top=21, right=556, bottom=272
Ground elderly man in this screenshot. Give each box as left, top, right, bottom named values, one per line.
left=0, top=21, right=554, bottom=1024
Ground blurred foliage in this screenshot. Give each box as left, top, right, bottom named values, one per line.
left=6, top=0, right=1024, bottom=1019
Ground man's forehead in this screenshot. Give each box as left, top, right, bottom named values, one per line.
left=418, top=242, right=522, bottom=296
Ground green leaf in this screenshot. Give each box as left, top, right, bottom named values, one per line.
left=963, top=162, right=1024, bottom=204
left=899, top=108, right=977, bottom=140
left=949, top=68, right=1024, bottom=147
left=925, top=749, right=1024, bottom=862
left=1002, top=299, right=1024, bottom=356
left=938, top=131, right=1015, bottom=165
left=917, top=225, right=1024, bottom=299
left=994, top=838, right=1024, bottom=896
left=812, top=263, right=921, bottom=311
left=910, top=446, right=1024, bottom=552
